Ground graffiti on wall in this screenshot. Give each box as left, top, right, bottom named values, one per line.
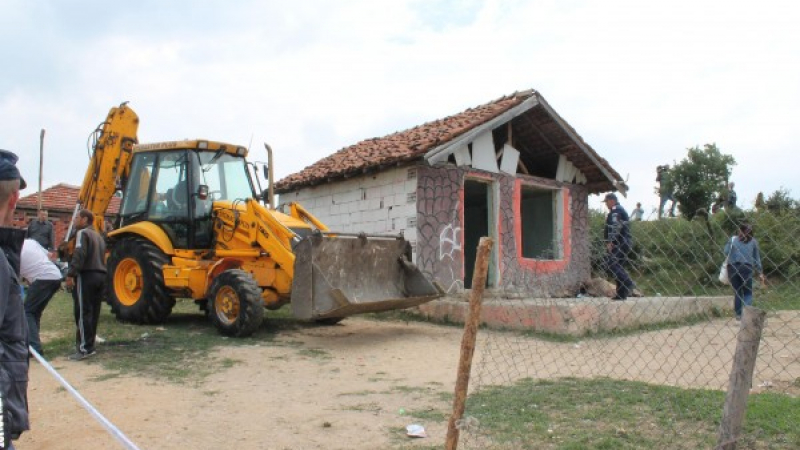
left=437, top=201, right=463, bottom=293
left=416, top=165, right=463, bottom=293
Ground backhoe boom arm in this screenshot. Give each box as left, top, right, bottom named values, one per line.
left=77, top=103, right=139, bottom=232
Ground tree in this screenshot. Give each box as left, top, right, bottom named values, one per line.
left=764, top=187, right=798, bottom=213
left=671, top=143, right=736, bottom=220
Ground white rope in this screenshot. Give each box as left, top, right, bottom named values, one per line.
left=28, top=347, right=142, bottom=450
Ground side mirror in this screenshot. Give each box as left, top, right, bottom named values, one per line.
left=197, top=184, right=209, bottom=200
left=262, top=164, right=269, bottom=180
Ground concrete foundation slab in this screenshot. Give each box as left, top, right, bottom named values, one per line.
left=415, top=295, right=732, bottom=336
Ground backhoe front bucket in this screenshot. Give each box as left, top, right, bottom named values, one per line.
left=291, top=233, right=444, bottom=320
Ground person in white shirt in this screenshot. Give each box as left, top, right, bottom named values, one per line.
left=21, top=238, right=63, bottom=356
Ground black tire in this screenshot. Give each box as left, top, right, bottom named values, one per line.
left=208, top=270, right=264, bottom=337
left=106, top=237, right=176, bottom=323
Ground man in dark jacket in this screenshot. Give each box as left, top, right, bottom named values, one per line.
left=25, top=209, right=55, bottom=252
left=0, top=149, right=30, bottom=449
left=603, top=193, right=636, bottom=300
left=64, top=209, right=107, bottom=361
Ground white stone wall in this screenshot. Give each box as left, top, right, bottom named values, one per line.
left=279, top=165, right=419, bottom=258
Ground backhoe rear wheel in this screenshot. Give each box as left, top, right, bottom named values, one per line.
left=208, top=270, right=264, bottom=337
left=107, top=237, right=175, bottom=323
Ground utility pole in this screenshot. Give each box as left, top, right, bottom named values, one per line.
left=38, top=128, right=45, bottom=211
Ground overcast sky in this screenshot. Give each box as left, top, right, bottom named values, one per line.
left=2, top=0, right=798, bottom=218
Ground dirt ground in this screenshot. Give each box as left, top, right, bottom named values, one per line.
left=17, top=313, right=800, bottom=450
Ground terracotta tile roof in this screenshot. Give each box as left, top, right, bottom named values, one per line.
left=18, top=183, right=121, bottom=214
left=275, top=91, right=532, bottom=192
left=275, top=89, right=624, bottom=194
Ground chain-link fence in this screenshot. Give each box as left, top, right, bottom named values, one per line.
left=455, top=207, right=800, bottom=449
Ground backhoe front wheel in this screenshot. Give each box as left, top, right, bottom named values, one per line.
left=208, top=270, right=264, bottom=337
left=107, top=237, right=175, bottom=323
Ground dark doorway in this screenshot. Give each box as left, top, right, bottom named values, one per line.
left=464, top=179, right=493, bottom=288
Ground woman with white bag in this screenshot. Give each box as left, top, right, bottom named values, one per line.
left=724, top=223, right=766, bottom=320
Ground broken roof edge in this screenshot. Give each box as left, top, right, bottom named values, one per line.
left=424, top=93, right=541, bottom=164
left=424, top=91, right=627, bottom=196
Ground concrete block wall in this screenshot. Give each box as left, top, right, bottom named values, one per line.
left=279, top=165, right=420, bottom=259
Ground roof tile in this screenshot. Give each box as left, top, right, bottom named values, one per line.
left=18, top=183, right=121, bottom=214
left=275, top=92, right=529, bottom=192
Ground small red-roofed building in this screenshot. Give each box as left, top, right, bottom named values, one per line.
left=275, top=90, right=626, bottom=296
left=14, top=183, right=121, bottom=246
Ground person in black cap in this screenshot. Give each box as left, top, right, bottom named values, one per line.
left=603, top=192, right=636, bottom=300
left=0, top=149, right=30, bottom=449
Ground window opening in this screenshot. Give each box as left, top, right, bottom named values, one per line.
left=520, top=186, right=561, bottom=260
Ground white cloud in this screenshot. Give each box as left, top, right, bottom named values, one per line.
left=1, top=0, right=798, bottom=214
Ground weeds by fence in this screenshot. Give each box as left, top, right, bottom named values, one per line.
left=457, top=208, right=800, bottom=449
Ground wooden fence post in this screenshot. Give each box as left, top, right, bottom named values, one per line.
left=445, top=237, right=493, bottom=450
left=716, top=306, right=767, bottom=450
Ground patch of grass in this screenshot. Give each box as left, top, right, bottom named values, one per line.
left=464, top=377, right=800, bottom=449
left=437, top=391, right=453, bottom=403
left=365, top=309, right=464, bottom=328
left=298, top=348, right=331, bottom=360
left=393, top=445, right=440, bottom=450
left=760, top=282, right=800, bottom=311
left=392, top=385, right=417, bottom=394
left=388, top=425, right=442, bottom=450
left=90, top=373, right=121, bottom=382
left=38, top=292, right=311, bottom=384
left=407, top=407, right=448, bottom=422
left=388, top=432, right=436, bottom=448
left=518, top=329, right=582, bottom=344
left=219, top=358, right=239, bottom=369
left=338, top=390, right=380, bottom=397
left=342, top=402, right=382, bottom=413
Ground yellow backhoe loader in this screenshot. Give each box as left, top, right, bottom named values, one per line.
left=69, top=103, right=443, bottom=337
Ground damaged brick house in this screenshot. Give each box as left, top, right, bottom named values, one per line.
left=275, top=90, right=626, bottom=297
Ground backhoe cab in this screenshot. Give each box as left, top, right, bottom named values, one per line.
left=102, top=137, right=442, bottom=337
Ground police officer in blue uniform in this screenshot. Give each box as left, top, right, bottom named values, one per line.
left=603, top=193, right=635, bottom=300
